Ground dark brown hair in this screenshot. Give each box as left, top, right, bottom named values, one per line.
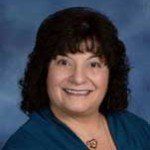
left=19, top=7, right=131, bottom=115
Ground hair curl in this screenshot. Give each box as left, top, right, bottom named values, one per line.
left=19, top=7, right=131, bottom=115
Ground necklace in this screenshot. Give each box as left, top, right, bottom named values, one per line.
left=85, top=115, right=103, bottom=150
left=85, top=115, right=114, bottom=150
left=86, top=138, right=98, bottom=149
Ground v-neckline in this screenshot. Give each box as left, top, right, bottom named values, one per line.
left=39, top=108, right=119, bottom=150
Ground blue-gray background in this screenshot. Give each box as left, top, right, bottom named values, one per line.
left=0, top=0, right=150, bottom=149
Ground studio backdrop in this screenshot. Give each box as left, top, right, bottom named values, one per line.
left=0, top=0, right=150, bottom=149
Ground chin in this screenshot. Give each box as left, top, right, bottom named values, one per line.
left=63, top=104, right=92, bottom=116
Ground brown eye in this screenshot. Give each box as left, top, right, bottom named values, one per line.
left=57, top=59, right=70, bottom=66
left=90, top=62, right=101, bottom=68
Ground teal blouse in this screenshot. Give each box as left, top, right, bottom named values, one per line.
left=2, top=108, right=150, bottom=150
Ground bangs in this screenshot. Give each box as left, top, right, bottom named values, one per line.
left=65, top=36, right=101, bottom=54
left=48, top=35, right=108, bottom=66
left=51, top=35, right=105, bottom=58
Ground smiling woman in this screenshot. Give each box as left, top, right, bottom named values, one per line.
left=47, top=51, right=109, bottom=117
left=47, top=37, right=109, bottom=116
left=2, top=7, right=150, bottom=150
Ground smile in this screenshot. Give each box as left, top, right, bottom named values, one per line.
left=63, top=88, right=92, bottom=96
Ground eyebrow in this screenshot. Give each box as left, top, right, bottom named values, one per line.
left=58, top=54, right=99, bottom=60
left=86, top=54, right=99, bottom=60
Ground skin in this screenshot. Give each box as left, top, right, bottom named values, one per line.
left=46, top=42, right=116, bottom=149
left=47, top=52, right=109, bottom=118
left=46, top=40, right=109, bottom=128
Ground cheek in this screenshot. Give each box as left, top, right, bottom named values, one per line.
left=47, top=68, right=69, bottom=88
left=46, top=69, right=64, bottom=102
left=88, top=69, right=109, bottom=88
left=47, top=71, right=61, bottom=88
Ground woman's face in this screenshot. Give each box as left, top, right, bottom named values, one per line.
left=47, top=47, right=109, bottom=116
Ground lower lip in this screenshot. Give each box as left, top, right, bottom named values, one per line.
left=63, top=90, right=92, bottom=97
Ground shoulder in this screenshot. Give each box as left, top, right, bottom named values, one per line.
left=111, top=110, right=149, bottom=127
left=107, top=110, right=150, bottom=149
left=2, top=113, right=47, bottom=150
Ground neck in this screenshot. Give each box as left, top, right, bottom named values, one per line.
left=50, top=105, right=104, bottom=133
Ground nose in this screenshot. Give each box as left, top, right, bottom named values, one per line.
left=69, top=66, right=87, bottom=85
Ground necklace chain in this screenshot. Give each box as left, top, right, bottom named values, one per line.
left=85, top=115, right=114, bottom=150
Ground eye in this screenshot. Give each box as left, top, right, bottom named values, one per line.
left=90, top=62, right=101, bottom=68
left=57, top=59, right=70, bottom=66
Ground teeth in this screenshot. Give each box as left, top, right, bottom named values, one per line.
left=64, top=89, right=90, bottom=95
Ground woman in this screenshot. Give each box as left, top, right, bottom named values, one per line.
left=3, top=7, right=150, bottom=150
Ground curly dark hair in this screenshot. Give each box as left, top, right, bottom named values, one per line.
left=19, top=7, right=131, bottom=115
